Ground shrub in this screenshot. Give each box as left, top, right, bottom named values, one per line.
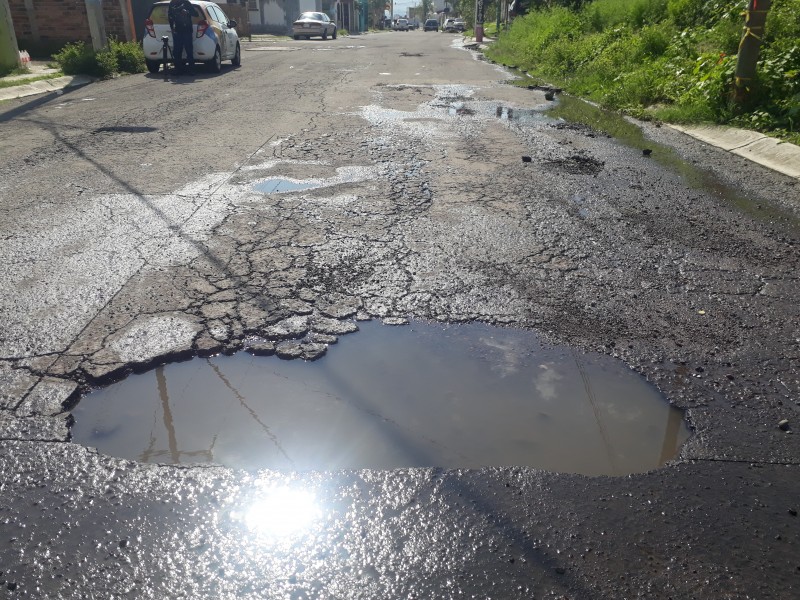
left=667, top=0, right=707, bottom=29
left=93, top=48, right=119, bottom=78
left=52, top=38, right=145, bottom=78
left=639, top=23, right=673, bottom=58
left=53, top=41, right=97, bottom=76
left=110, top=38, right=146, bottom=74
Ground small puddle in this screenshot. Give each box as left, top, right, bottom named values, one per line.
left=254, top=178, right=323, bottom=194
left=494, top=105, right=549, bottom=124
left=71, top=321, right=689, bottom=475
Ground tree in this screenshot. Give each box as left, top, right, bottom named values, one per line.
left=369, top=0, right=388, bottom=27
left=422, top=0, right=432, bottom=18
left=734, top=0, right=771, bottom=103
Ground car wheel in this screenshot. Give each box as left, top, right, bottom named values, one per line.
left=231, top=43, right=241, bottom=67
left=332, top=27, right=337, bottom=39
left=145, top=59, right=160, bottom=74
left=207, top=46, right=222, bottom=73
left=322, top=28, right=328, bottom=40
left=293, top=34, right=300, bottom=40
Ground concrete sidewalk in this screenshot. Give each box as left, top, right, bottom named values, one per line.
left=0, top=74, right=93, bottom=102
left=669, top=123, right=800, bottom=180
left=0, top=62, right=93, bottom=102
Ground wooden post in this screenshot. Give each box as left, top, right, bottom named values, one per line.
left=734, top=0, right=771, bottom=103
left=120, top=0, right=137, bottom=42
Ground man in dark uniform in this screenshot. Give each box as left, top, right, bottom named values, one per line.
left=168, top=0, right=195, bottom=73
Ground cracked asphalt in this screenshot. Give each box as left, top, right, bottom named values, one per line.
left=1, top=31, right=799, bottom=599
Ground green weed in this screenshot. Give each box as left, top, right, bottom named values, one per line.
left=485, top=0, right=799, bottom=140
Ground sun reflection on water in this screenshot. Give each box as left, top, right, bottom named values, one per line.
left=239, top=486, right=322, bottom=538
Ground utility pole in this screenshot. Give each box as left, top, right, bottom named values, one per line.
left=84, top=0, right=108, bottom=51
left=734, top=0, right=771, bottom=103
left=0, top=0, right=20, bottom=72
left=474, top=0, right=484, bottom=42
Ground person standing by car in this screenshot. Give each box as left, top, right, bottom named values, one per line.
left=168, top=0, right=194, bottom=73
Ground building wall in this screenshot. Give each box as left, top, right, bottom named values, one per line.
left=10, top=0, right=130, bottom=50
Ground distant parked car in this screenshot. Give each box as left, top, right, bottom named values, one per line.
left=443, top=18, right=466, bottom=33
left=292, top=11, right=337, bottom=40
left=142, top=0, right=240, bottom=73
left=393, top=18, right=409, bottom=31
left=423, top=18, right=438, bottom=31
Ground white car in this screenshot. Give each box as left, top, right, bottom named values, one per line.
left=292, top=12, right=337, bottom=40
left=393, top=18, right=409, bottom=31
left=443, top=18, right=465, bottom=33
left=142, top=0, right=240, bottom=73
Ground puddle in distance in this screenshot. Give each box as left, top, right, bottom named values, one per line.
left=254, top=178, right=323, bottom=194
left=71, top=321, right=690, bottom=476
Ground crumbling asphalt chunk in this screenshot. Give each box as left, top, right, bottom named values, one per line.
left=14, top=377, right=79, bottom=417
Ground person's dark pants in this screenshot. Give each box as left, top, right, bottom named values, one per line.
left=172, top=30, right=194, bottom=72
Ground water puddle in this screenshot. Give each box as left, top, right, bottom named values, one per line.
left=254, top=178, right=323, bottom=194
left=71, top=321, right=689, bottom=475
left=494, top=105, right=549, bottom=124
left=518, top=85, right=798, bottom=225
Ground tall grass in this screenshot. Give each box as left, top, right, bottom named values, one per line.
left=486, top=0, right=800, bottom=142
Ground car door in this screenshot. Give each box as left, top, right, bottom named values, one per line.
left=215, top=4, right=239, bottom=57
left=209, top=4, right=235, bottom=58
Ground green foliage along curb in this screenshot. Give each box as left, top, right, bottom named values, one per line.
left=53, top=38, right=145, bottom=79
left=486, top=0, right=800, bottom=143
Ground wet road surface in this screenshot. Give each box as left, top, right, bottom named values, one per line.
left=1, top=30, right=799, bottom=598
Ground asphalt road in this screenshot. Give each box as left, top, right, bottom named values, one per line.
left=1, top=30, right=799, bottom=599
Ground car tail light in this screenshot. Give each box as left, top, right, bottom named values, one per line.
left=196, top=19, right=209, bottom=38
left=145, top=18, right=155, bottom=38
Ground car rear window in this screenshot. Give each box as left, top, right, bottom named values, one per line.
left=148, top=3, right=203, bottom=25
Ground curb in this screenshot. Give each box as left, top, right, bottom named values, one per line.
left=668, top=124, right=800, bottom=181
left=0, top=74, right=94, bottom=103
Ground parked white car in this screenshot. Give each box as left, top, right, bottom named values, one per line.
left=443, top=18, right=466, bottom=33
left=142, top=0, right=240, bottom=73
left=292, top=12, right=337, bottom=40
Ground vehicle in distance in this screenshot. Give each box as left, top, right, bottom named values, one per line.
left=443, top=18, right=466, bottom=32
left=423, top=18, right=438, bottom=31
left=292, top=11, right=337, bottom=40
left=143, top=0, right=240, bottom=73
left=393, top=18, right=409, bottom=31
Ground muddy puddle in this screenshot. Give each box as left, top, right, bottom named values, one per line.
left=71, top=320, right=689, bottom=475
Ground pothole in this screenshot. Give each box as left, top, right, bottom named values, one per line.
left=254, top=178, right=323, bottom=194
left=251, top=166, right=379, bottom=195
left=71, top=320, right=689, bottom=475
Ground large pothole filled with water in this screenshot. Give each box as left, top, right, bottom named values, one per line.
left=71, top=321, right=689, bottom=475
